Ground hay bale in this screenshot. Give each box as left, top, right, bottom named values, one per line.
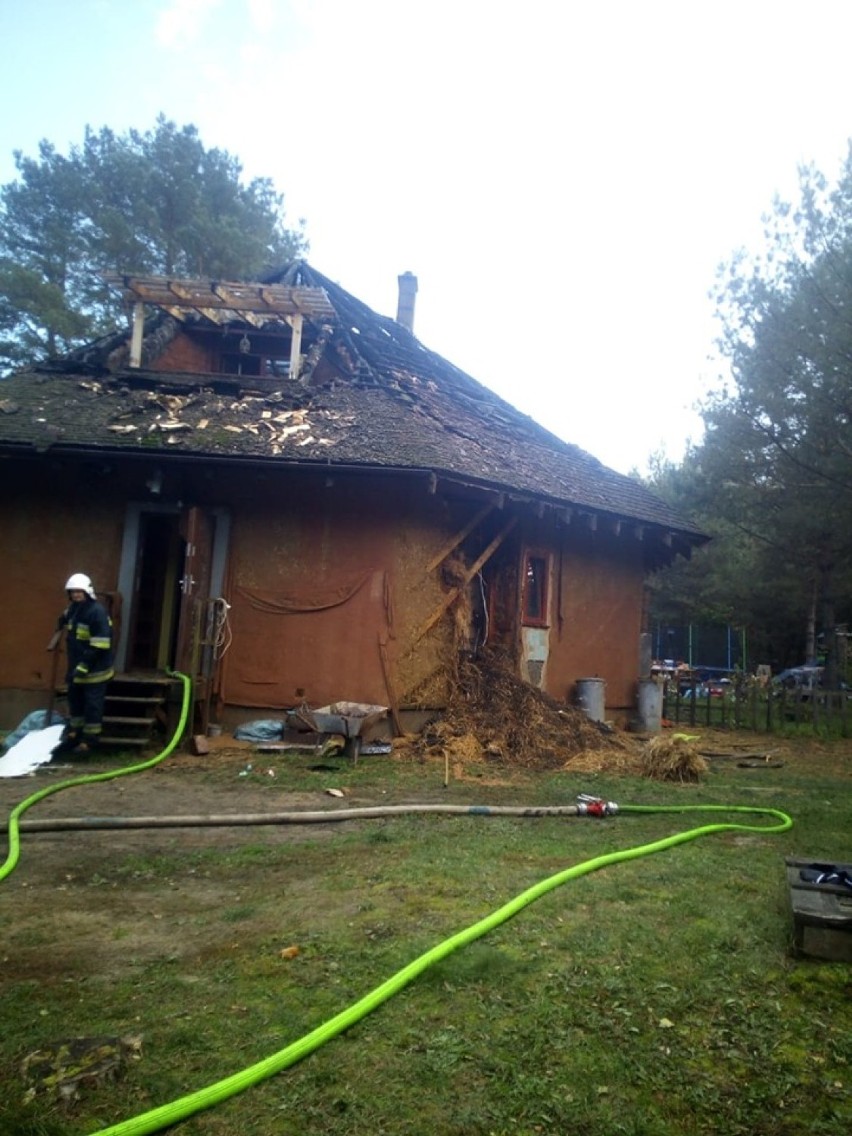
left=641, top=735, right=708, bottom=782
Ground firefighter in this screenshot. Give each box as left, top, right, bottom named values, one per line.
left=51, top=573, right=114, bottom=756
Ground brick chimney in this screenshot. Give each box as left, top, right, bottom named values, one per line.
left=396, top=271, right=418, bottom=332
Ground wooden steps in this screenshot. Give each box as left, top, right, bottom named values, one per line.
left=101, top=674, right=175, bottom=749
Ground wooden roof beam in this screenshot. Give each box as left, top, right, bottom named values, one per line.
left=103, top=274, right=336, bottom=320
left=212, top=282, right=240, bottom=307
left=158, top=305, right=188, bottom=322
left=168, top=281, right=194, bottom=302
left=221, top=308, right=265, bottom=329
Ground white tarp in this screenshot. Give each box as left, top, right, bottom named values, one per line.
left=0, top=725, right=64, bottom=778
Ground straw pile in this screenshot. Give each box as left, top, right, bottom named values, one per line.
left=640, top=734, right=708, bottom=782
left=410, top=646, right=634, bottom=771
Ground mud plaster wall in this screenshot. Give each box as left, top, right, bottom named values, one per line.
left=0, top=453, right=651, bottom=725
left=389, top=501, right=459, bottom=706
left=0, top=455, right=465, bottom=722
left=0, top=461, right=128, bottom=724
left=545, top=526, right=645, bottom=710
left=217, top=473, right=458, bottom=711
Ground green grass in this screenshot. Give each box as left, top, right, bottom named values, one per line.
left=1, top=748, right=850, bottom=1135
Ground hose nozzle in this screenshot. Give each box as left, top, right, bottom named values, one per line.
left=576, top=794, right=619, bottom=817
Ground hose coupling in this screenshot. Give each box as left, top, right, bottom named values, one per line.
left=576, top=794, right=619, bottom=817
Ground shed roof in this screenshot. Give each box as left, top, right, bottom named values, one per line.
left=0, top=261, right=706, bottom=557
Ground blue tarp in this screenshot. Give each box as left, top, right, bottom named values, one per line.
left=2, top=709, right=66, bottom=751
left=233, top=719, right=284, bottom=741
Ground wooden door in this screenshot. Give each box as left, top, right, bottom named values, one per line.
left=173, top=506, right=214, bottom=679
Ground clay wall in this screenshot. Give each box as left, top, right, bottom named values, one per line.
left=0, top=454, right=648, bottom=729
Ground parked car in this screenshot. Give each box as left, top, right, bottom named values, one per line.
left=679, top=676, right=732, bottom=699
left=706, top=677, right=732, bottom=697
left=772, top=666, right=824, bottom=691
left=677, top=677, right=708, bottom=695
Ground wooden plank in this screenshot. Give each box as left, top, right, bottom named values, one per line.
left=157, top=304, right=188, bottom=322
left=104, top=275, right=336, bottom=319
left=378, top=637, right=404, bottom=737
left=425, top=502, right=495, bottom=574
left=412, top=516, right=518, bottom=644
left=129, top=300, right=145, bottom=366
left=288, top=313, right=303, bottom=380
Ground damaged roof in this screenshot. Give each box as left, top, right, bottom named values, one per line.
left=0, top=260, right=705, bottom=549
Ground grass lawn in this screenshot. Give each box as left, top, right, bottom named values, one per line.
left=1, top=735, right=850, bottom=1135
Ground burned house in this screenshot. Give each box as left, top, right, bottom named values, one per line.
left=0, top=262, right=706, bottom=741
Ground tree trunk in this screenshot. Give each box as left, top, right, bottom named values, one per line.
left=820, top=562, right=838, bottom=688
left=805, top=577, right=818, bottom=665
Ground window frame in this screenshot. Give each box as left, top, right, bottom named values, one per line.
left=521, top=549, right=550, bottom=628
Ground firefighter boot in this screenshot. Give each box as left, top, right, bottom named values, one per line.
left=50, top=729, right=80, bottom=759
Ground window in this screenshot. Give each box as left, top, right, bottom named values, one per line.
left=522, top=552, right=549, bottom=626
left=265, top=357, right=291, bottom=377
left=220, top=351, right=262, bottom=376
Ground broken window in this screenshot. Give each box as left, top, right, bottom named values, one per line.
left=265, top=357, right=291, bottom=378
left=220, top=351, right=263, bottom=376
left=522, top=552, right=549, bottom=627
left=217, top=343, right=294, bottom=378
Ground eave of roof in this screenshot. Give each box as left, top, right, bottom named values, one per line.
left=0, top=261, right=708, bottom=554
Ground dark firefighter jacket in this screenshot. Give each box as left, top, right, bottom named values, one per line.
left=59, top=598, right=115, bottom=685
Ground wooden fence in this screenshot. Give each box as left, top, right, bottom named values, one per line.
left=662, top=681, right=852, bottom=735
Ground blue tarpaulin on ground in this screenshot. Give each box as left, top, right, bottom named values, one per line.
left=2, top=709, right=66, bottom=751
left=233, top=719, right=284, bottom=741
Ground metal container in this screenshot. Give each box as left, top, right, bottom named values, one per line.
left=636, top=678, right=663, bottom=733
left=575, top=677, right=606, bottom=722
left=786, top=857, right=852, bottom=962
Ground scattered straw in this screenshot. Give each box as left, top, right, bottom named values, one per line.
left=640, top=735, right=708, bottom=782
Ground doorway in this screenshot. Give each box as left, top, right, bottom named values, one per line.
left=114, top=503, right=230, bottom=676
left=126, top=512, right=184, bottom=671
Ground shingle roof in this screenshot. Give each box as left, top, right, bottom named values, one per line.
left=0, top=261, right=706, bottom=551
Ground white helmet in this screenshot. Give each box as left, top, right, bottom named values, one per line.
left=65, top=573, right=96, bottom=598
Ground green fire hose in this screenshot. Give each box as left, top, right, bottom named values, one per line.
left=0, top=678, right=793, bottom=1136
left=83, top=800, right=791, bottom=1136
left=0, top=670, right=192, bottom=884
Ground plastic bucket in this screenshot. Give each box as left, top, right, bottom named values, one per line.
left=637, top=679, right=663, bottom=733
left=575, top=678, right=606, bottom=722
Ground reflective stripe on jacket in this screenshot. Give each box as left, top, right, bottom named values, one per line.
left=60, top=598, right=115, bottom=685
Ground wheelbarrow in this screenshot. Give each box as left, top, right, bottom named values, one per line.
left=285, top=701, right=388, bottom=762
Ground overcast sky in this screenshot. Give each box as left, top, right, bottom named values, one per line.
left=1, top=0, right=850, bottom=473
